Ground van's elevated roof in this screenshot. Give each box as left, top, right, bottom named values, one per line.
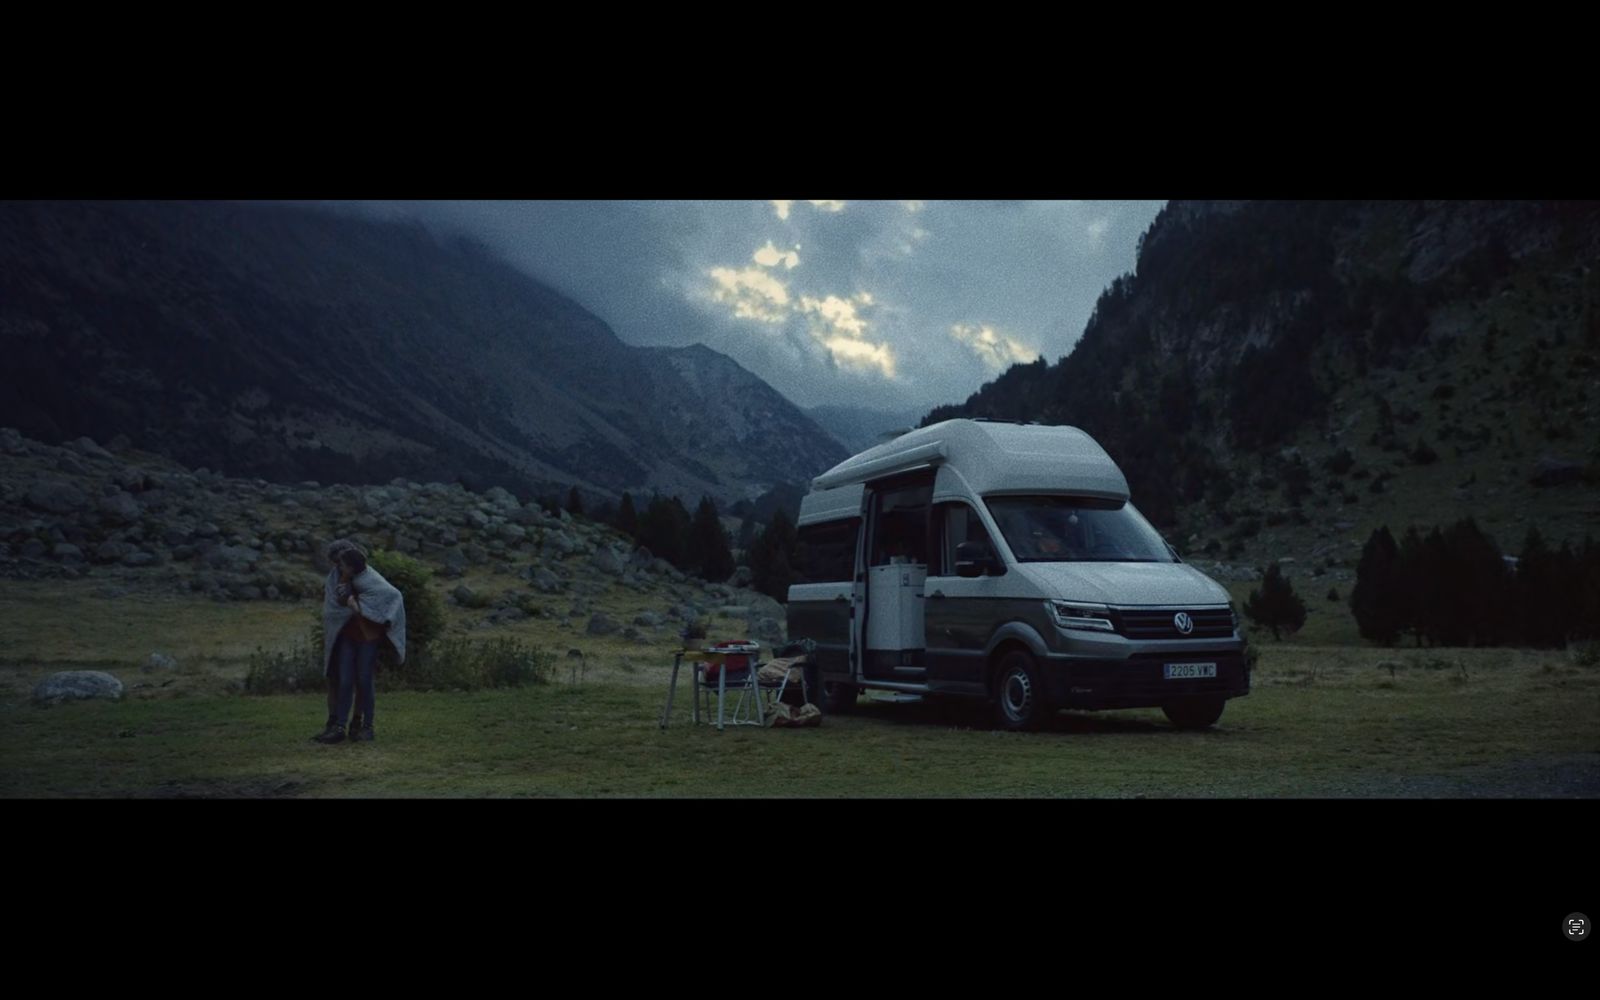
left=809, top=418, right=1129, bottom=500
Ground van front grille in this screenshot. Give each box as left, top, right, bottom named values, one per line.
left=1114, top=607, right=1235, bottom=640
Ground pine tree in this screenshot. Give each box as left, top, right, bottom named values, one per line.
left=615, top=492, right=638, bottom=539
left=749, top=509, right=798, bottom=602
left=566, top=486, right=584, bottom=517
left=690, top=496, right=736, bottom=583
left=1351, top=526, right=1404, bottom=645
left=1244, top=564, right=1307, bottom=640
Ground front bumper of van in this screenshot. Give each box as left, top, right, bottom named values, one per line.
left=1040, top=649, right=1251, bottom=710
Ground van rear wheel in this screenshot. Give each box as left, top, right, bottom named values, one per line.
left=820, top=680, right=858, bottom=714
left=992, top=650, right=1052, bottom=731
left=1163, top=697, right=1226, bottom=729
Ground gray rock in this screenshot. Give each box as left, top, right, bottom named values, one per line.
left=487, top=606, right=528, bottom=624
left=25, top=479, right=89, bottom=514
left=532, top=567, right=565, bottom=593
left=591, top=546, right=626, bottom=576
left=500, top=523, right=527, bottom=542
left=33, top=670, right=124, bottom=705
left=437, top=528, right=459, bottom=546
left=20, top=539, right=47, bottom=559
left=196, top=522, right=220, bottom=538
left=649, top=558, right=675, bottom=575
left=484, top=486, right=518, bottom=509
left=749, top=616, right=785, bottom=643
left=726, top=565, right=753, bottom=587
left=465, top=509, right=491, bottom=529
left=69, top=435, right=114, bottom=460
left=1531, top=456, right=1582, bottom=487
left=586, top=612, right=620, bottom=636
left=122, top=551, right=158, bottom=567
left=452, top=584, right=479, bottom=606
left=512, top=504, right=546, bottom=526
left=630, top=546, right=654, bottom=567
left=53, top=543, right=84, bottom=562
left=99, top=491, right=142, bottom=524
left=462, top=543, right=488, bottom=565
left=633, top=611, right=663, bottom=627
left=201, top=544, right=259, bottom=572
left=393, top=534, right=419, bottom=554
left=544, top=531, right=579, bottom=557
left=96, top=540, right=133, bottom=563
left=0, top=426, right=26, bottom=454
left=144, top=652, right=179, bottom=673
left=744, top=592, right=784, bottom=622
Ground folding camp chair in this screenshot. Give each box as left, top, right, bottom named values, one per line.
left=755, top=637, right=817, bottom=718
left=695, top=641, right=763, bottom=730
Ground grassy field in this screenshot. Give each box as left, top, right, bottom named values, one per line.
left=3, top=577, right=1597, bottom=797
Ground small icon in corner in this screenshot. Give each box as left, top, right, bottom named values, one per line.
left=1565, top=913, right=1590, bottom=941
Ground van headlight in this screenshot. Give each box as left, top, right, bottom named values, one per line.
left=1048, top=601, right=1116, bottom=633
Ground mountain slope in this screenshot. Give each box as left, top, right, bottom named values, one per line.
left=805, top=404, right=923, bottom=454
left=922, top=200, right=1600, bottom=578
left=0, top=200, right=846, bottom=503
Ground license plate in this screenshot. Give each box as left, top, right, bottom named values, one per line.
left=1164, top=662, right=1217, bottom=680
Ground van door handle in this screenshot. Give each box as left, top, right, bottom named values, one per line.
left=929, top=590, right=946, bottom=599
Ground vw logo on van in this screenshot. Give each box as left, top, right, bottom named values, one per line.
left=1173, top=612, right=1194, bottom=634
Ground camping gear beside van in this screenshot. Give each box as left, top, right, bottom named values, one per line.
left=788, top=418, right=1250, bottom=731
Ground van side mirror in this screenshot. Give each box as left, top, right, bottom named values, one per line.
left=955, top=540, right=997, bottom=577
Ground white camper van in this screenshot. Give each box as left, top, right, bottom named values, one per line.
left=787, top=418, right=1250, bottom=731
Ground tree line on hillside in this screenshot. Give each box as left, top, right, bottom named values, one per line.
left=1350, top=520, right=1600, bottom=647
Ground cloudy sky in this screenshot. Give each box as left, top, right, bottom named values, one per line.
left=336, top=200, right=1165, bottom=415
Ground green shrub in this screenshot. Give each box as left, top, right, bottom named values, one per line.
left=369, top=548, right=449, bottom=649
left=1570, top=641, right=1600, bottom=668
left=381, top=637, right=556, bottom=692
left=244, top=630, right=324, bottom=694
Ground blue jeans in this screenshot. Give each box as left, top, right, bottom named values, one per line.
left=336, top=636, right=378, bottom=729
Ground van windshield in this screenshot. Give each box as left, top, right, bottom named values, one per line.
left=983, top=495, right=1175, bottom=563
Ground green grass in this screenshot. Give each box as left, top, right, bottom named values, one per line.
left=4, top=644, right=1596, bottom=798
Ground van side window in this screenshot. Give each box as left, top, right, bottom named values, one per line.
left=933, top=502, right=1004, bottom=576
left=794, top=518, right=860, bottom=584
left=869, top=483, right=931, bottom=567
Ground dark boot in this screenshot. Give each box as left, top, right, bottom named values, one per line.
left=354, top=723, right=375, bottom=742
left=313, top=722, right=346, bottom=744
left=311, top=718, right=339, bottom=743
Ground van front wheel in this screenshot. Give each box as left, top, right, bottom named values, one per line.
left=1163, top=697, right=1226, bottom=729
left=992, top=650, right=1052, bottom=731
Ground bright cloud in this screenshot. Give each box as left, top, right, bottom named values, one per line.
left=950, top=323, right=1040, bottom=371
left=1086, top=217, right=1110, bottom=247
left=807, top=200, right=846, bottom=213
left=707, top=265, right=790, bottom=323
left=771, top=200, right=793, bottom=221
left=901, top=200, right=925, bottom=213
left=822, top=335, right=895, bottom=377
left=799, top=293, right=870, bottom=339
left=752, top=240, right=801, bottom=270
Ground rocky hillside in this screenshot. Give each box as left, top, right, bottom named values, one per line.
left=0, top=426, right=789, bottom=645
left=923, top=200, right=1600, bottom=588
left=0, top=200, right=846, bottom=506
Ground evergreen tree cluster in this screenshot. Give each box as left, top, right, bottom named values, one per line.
left=596, top=489, right=737, bottom=585
left=1243, top=563, right=1308, bottom=639
left=1350, top=522, right=1600, bottom=647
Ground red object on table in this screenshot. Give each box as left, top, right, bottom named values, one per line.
left=701, top=640, right=759, bottom=681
